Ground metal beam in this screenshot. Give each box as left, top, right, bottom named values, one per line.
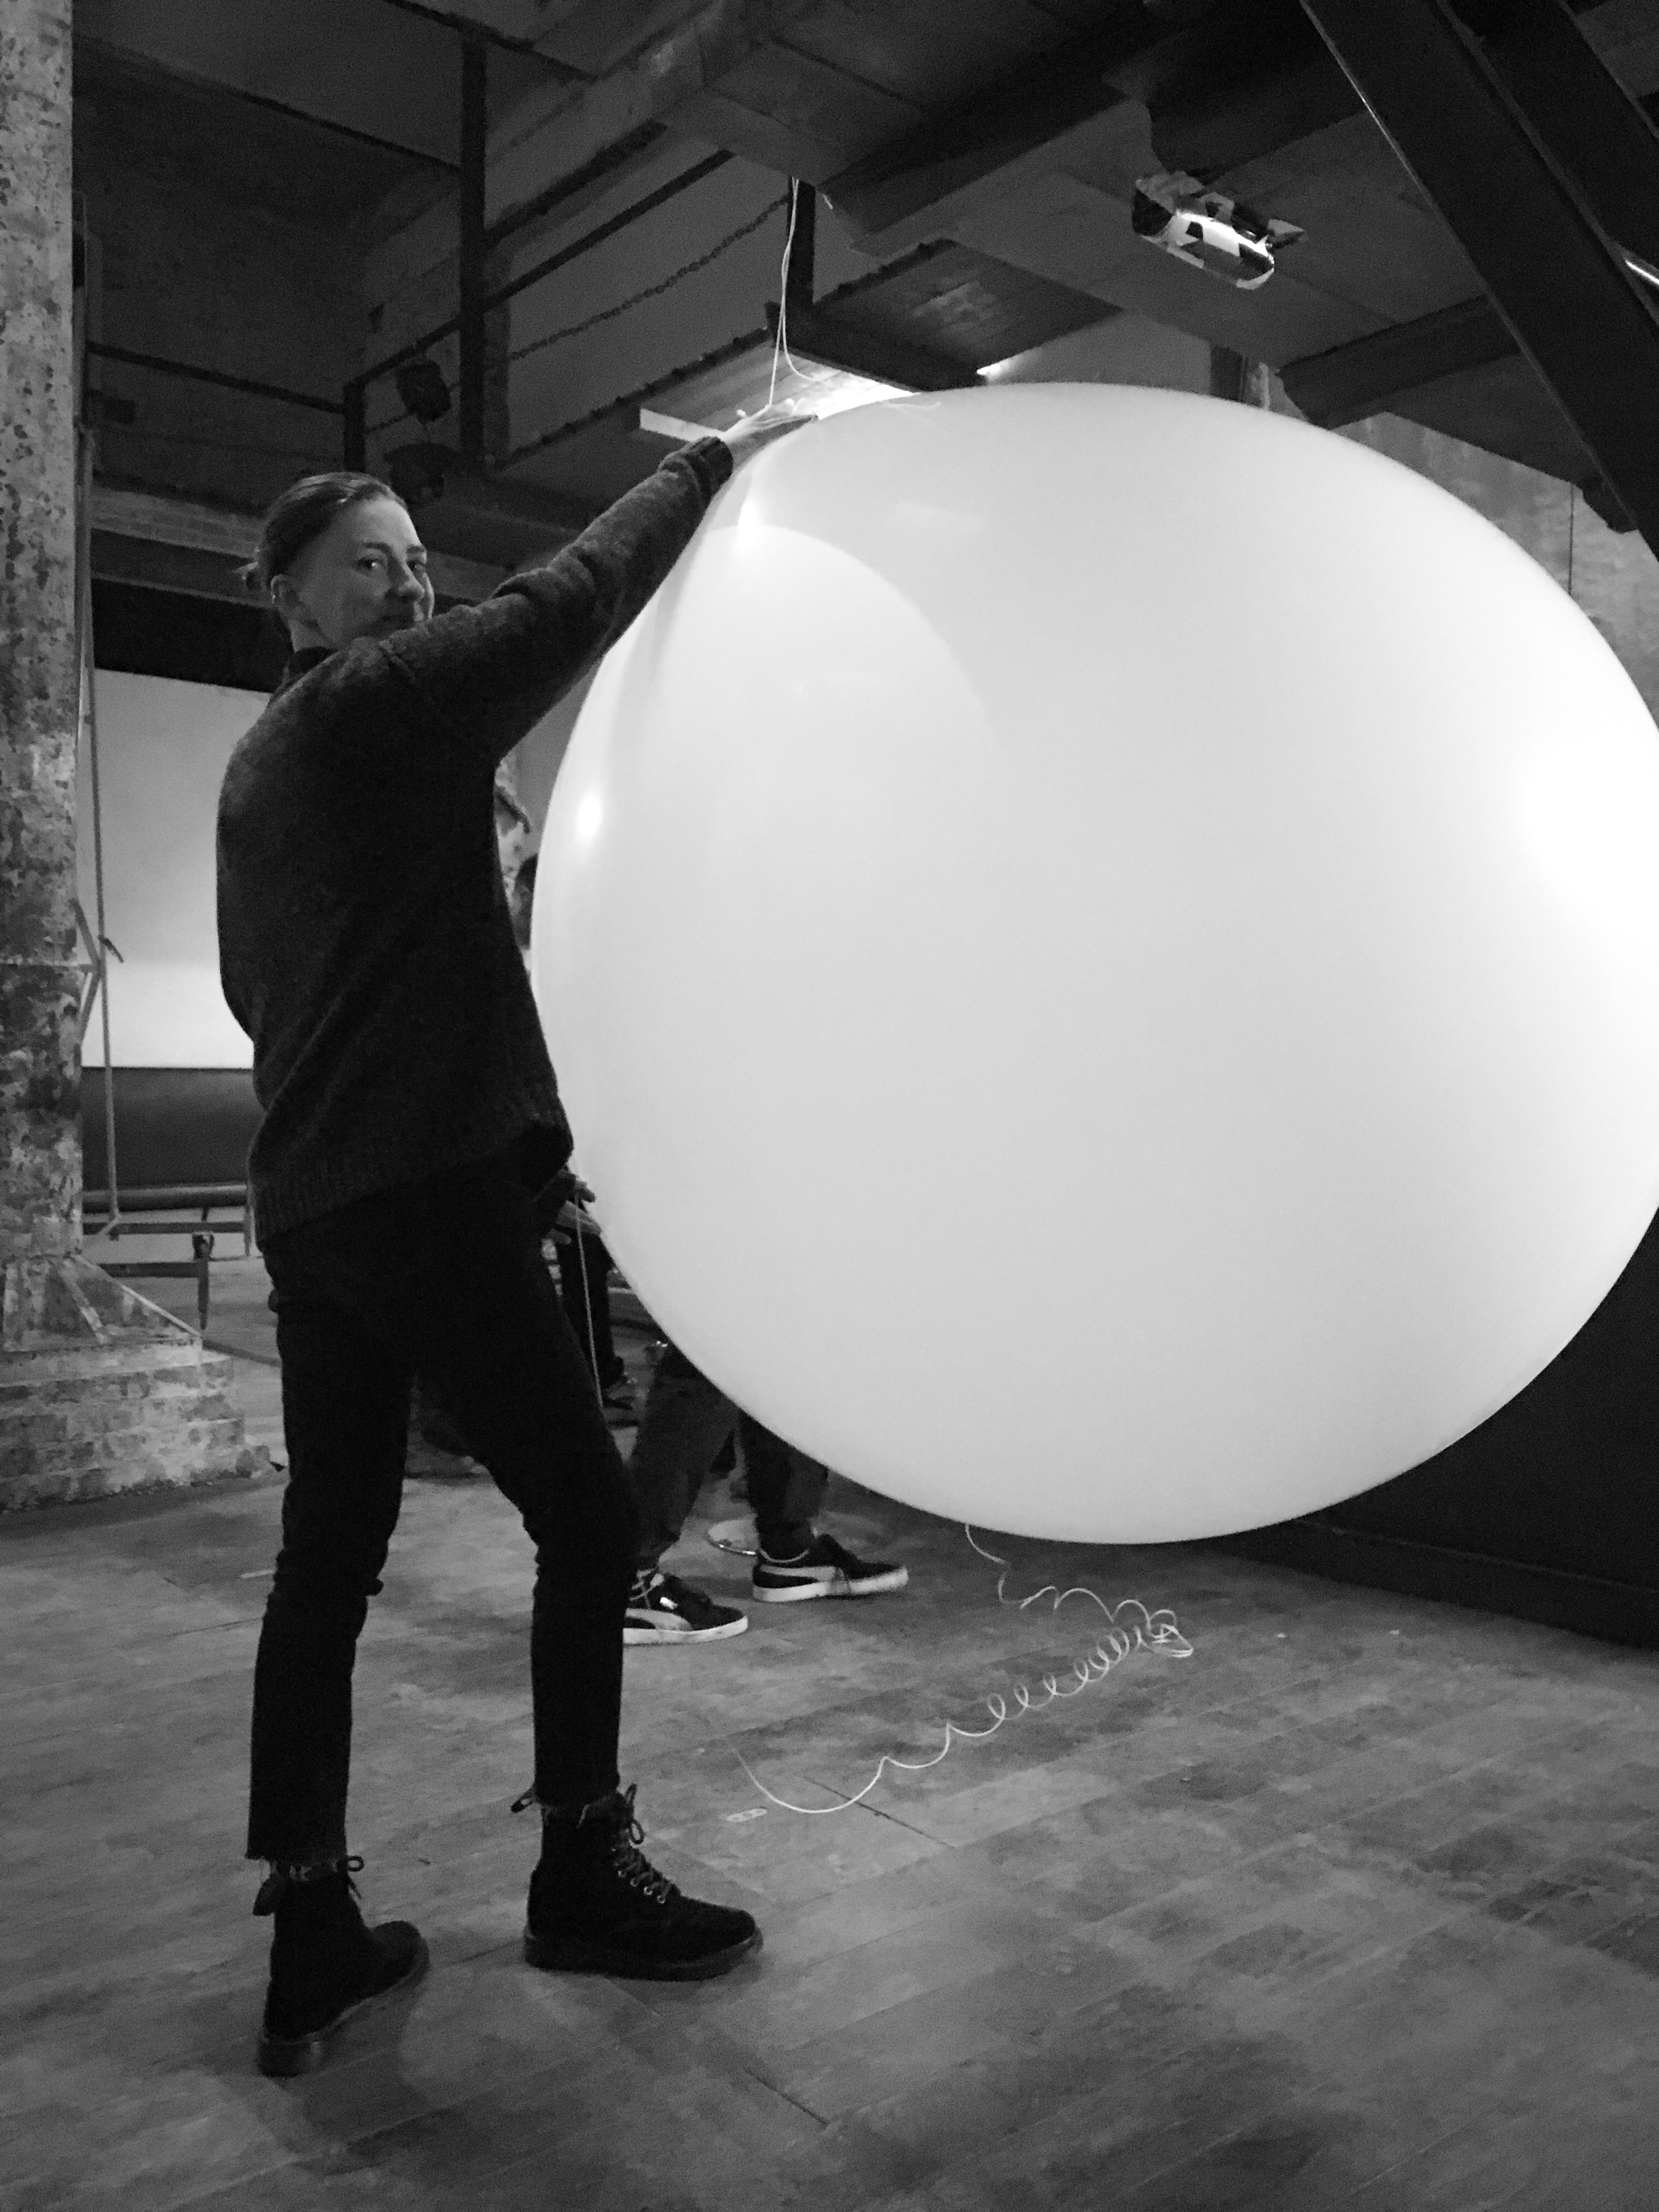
left=350, top=153, right=734, bottom=402
left=370, top=0, right=587, bottom=70
left=458, top=32, right=489, bottom=461
left=1476, top=0, right=1659, bottom=270
left=1300, top=0, right=1659, bottom=558
left=190, top=77, right=461, bottom=173
left=484, top=122, right=668, bottom=253
left=86, top=342, right=345, bottom=416
left=488, top=152, right=732, bottom=322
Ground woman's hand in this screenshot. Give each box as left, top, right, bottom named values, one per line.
left=721, top=403, right=812, bottom=467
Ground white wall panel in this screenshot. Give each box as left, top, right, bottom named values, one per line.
left=78, top=672, right=264, bottom=1069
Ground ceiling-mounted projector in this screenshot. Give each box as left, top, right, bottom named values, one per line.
left=1132, top=172, right=1304, bottom=290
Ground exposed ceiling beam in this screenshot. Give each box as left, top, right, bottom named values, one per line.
left=182, top=72, right=463, bottom=173
left=822, top=2, right=1158, bottom=247
left=485, top=120, right=668, bottom=249
left=1127, top=8, right=1362, bottom=176
left=1301, top=0, right=1659, bottom=551
left=76, top=0, right=574, bottom=175
left=371, top=0, right=586, bottom=70
left=822, top=1, right=1372, bottom=255
left=74, top=30, right=462, bottom=182
left=1475, top=0, right=1659, bottom=269
left=86, top=343, right=345, bottom=420
left=1279, top=296, right=1518, bottom=424
left=504, top=323, right=775, bottom=470
left=764, top=303, right=974, bottom=393
left=349, top=148, right=736, bottom=449
left=822, top=0, right=1654, bottom=267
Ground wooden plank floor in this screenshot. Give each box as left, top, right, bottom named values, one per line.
left=4, top=1353, right=1659, bottom=2210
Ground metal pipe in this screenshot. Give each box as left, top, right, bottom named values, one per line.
left=485, top=122, right=668, bottom=253
left=76, top=426, right=120, bottom=1232
left=1300, top=0, right=1659, bottom=560
left=348, top=152, right=735, bottom=402
left=371, top=0, right=588, bottom=67
left=1480, top=0, right=1659, bottom=272
left=86, top=342, right=344, bottom=415
left=493, top=151, right=732, bottom=320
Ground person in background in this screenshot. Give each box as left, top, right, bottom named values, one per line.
left=623, top=1341, right=909, bottom=1644
left=504, top=764, right=907, bottom=1646
left=494, top=771, right=534, bottom=898
left=219, top=405, right=800, bottom=2079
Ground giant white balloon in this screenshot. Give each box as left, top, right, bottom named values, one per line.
left=532, top=385, right=1659, bottom=1543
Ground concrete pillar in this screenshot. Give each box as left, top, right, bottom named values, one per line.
left=0, top=0, right=264, bottom=1507
left=0, top=0, right=79, bottom=1262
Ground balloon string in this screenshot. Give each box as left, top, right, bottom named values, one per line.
left=721, top=1527, right=1192, bottom=1816
left=570, top=1201, right=608, bottom=1415
left=767, top=180, right=804, bottom=407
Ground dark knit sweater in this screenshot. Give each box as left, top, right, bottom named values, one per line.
left=217, top=437, right=732, bottom=1240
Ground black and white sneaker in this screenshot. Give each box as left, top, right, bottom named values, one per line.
left=751, top=1532, right=909, bottom=1604
left=624, top=1570, right=748, bottom=1644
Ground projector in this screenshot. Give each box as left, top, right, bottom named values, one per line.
left=1131, top=172, right=1304, bottom=290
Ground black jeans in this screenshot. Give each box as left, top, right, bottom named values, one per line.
left=630, top=1342, right=827, bottom=1571
left=246, top=1145, right=639, bottom=1865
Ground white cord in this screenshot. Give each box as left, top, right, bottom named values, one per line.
left=722, top=1526, right=1192, bottom=1815
left=767, top=180, right=806, bottom=407
left=569, top=1201, right=607, bottom=1412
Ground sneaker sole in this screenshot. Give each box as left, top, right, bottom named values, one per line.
left=255, top=1937, right=431, bottom=2079
left=522, top=1925, right=763, bottom=1980
left=623, top=1615, right=749, bottom=1644
left=751, top=1567, right=910, bottom=1604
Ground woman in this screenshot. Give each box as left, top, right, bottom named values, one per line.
left=218, top=405, right=799, bottom=2078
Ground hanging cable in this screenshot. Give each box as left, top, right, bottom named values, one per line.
left=365, top=195, right=792, bottom=440
left=569, top=1198, right=609, bottom=1414
left=509, top=193, right=788, bottom=373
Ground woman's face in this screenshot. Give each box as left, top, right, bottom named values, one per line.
left=273, top=495, right=436, bottom=652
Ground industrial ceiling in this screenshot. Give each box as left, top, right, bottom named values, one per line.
left=76, top=0, right=1659, bottom=572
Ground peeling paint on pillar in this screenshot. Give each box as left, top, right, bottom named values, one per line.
left=0, top=0, right=81, bottom=1262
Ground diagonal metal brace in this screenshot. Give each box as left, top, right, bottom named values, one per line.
left=1300, top=0, right=1659, bottom=560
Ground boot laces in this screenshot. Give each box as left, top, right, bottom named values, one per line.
left=252, top=1853, right=364, bottom=1916
left=603, top=1785, right=676, bottom=1905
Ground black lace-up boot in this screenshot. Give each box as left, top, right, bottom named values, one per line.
left=524, top=1785, right=761, bottom=1980
left=255, top=1857, right=428, bottom=2078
